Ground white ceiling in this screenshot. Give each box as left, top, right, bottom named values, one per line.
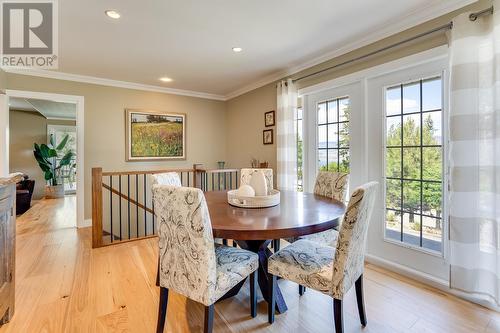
left=34, top=0, right=475, bottom=97
left=10, top=97, right=76, bottom=120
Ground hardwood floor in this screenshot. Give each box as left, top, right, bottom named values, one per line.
left=1, top=196, right=499, bottom=332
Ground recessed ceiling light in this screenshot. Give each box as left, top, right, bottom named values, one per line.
left=232, top=47, right=243, bottom=53
left=159, top=77, right=173, bottom=82
left=105, top=10, right=121, bottom=19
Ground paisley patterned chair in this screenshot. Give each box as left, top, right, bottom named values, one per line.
left=286, top=171, right=349, bottom=246
left=152, top=185, right=259, bottom=333
left=267, top=182, right=378, bottom=333
left=240, top=168, right=274, bottom=194
left=298, top=171, right=349, bottom=247
left=150, top=172, right=182, bottom=187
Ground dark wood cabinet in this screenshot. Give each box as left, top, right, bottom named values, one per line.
left=0, top=175, right=21, bottom=325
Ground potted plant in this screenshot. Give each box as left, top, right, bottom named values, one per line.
left=33, top=134, right=74, bottom=199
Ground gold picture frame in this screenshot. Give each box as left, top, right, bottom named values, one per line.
left=125, top=109, right=186, bottom=161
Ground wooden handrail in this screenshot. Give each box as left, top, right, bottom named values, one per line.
left=196, top=168, right=239, bottom=173
left=102, top=168, right=194, bottom=176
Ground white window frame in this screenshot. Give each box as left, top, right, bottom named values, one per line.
left=381, top=73, right=448, bottom=258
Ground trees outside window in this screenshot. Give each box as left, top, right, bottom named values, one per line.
left=385, top=77, right=443, bottom=253
left=317, top=97, right=350, bottom=174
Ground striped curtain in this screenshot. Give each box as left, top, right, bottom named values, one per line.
left=449, top=6, right=500, bottom=305
left=276, top=79, right=297, bottom=191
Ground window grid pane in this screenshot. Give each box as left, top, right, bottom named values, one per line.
left=384, top=78, right=443, bottom=253
left=318, top=97, right=349, bottom=173
left=296, top=107, right=303, bottom=191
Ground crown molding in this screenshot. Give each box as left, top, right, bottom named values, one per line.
left=2, top=67, right=227, bottom=101
left=224, top=0, right=476, bottom=100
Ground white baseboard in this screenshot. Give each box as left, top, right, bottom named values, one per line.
left=365, top=253, right=449, bottom=289
left=78, top=218, right=92, bottom=228
left=365, top=253, right=500, bottom=311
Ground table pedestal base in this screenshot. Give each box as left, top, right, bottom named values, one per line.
left=219, top=240, right=288, bottom=314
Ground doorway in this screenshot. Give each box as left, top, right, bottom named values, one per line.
left=2, top=90, right=85, bottom=228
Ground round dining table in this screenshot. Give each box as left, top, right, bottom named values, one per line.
left=205, top=190, right=346, bottom=314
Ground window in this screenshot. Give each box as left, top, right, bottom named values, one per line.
left=384, top=77, right=443, bottom=253
left=317, top=97, right=350, bottom=173
left=296, top=107, right=303, bottom=191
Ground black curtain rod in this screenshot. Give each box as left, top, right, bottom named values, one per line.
left=469, top=6, right=494, bottom=21
left=290, top=22, right=453, bottom=83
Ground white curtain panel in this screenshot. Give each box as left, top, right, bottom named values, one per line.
left=449, top=5, right=500, bottom=305
left=276, top=79, right=298, bottom=191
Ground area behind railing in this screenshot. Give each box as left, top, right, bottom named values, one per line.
left=92, top=165, right=239, bottom=248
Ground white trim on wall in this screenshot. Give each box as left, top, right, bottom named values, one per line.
left=5, top=90, right=85, bottom=229
left=0, top=94, right=8, bottom=176
left=2, top=67, right=227, bottom=101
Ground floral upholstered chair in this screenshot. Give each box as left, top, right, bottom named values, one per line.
left=150, top=172, right=182, bottom=187
left=298, top=171, right=349, bottom=246
left=152, top=185, right=259, bottom=333
left=284, top=171, right=348, bottom=246
left=267, top=182, right=378, bottom=333
left=240, top=168, right=274, bottom=194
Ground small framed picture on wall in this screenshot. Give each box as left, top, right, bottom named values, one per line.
left=263, top=129, right=273, bottom=145
left=264, top=110, right=275, bottom=127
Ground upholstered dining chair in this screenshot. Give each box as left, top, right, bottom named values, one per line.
left=267, top=182, right=378, bottom=333
left=284, top=171, right=348, bottom=295
left=298, top=171, right=349, bottom=246
left=152, top=185, right=259, bottom=333
left=151, top=172, right=182, bottom=186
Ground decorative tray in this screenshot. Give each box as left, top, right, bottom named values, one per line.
left=227, top=189, right=280, bottom=208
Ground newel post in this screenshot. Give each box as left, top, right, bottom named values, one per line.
left=92, top=167, right=103, bottom=248
left=193, top=164, right=203, bottom=190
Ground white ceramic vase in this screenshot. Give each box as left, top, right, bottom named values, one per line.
left=249, top=171, right=268, bottom=196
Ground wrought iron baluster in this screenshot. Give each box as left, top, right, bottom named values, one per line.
left=136, top=174, right=139, bottom=238
left=119, top=175, right=122, bottom=241
left=110, top=175, right=113, bottom=243
left=128, top=175, right=131, bottom=239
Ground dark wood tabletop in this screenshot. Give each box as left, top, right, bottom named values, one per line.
left=206, top=190, right=346, bottom=240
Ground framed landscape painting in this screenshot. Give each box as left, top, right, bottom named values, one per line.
left=125, top=109, right=186, bottom=161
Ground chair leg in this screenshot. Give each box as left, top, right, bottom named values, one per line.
left=355, top=274, right=367, bottom=327
left=298, top=285, right=306, bottom=296
left=273, top=239, right=280, bottom=252
left=333, top=298, right=343, bottom=333
left=250, top=271, right=257, bottom=318
left=204, top=304, right=214, bottom=333
left=222, top=239, right=228, bottom=246
left=156, top=287, right=169, bottom=333
left=268, top=274, right=277, bottom=324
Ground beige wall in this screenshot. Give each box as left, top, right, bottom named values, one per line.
left=225, top=83, right=277, bottom=170
left=9, top=110, right=76, bottom=199
left=225, top=0, right=490, bottom=165
left=6, top=74, right=228, bottom=219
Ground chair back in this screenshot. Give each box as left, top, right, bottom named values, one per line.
left=313, top=171, right=349, bottom=202
left=331, top=181, right=378, bottom=299
left=240, top=168, right=273, bottom=193
left=151, top=172, right=182, bottom=186
left=152, top=185, right=217, bottom=305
